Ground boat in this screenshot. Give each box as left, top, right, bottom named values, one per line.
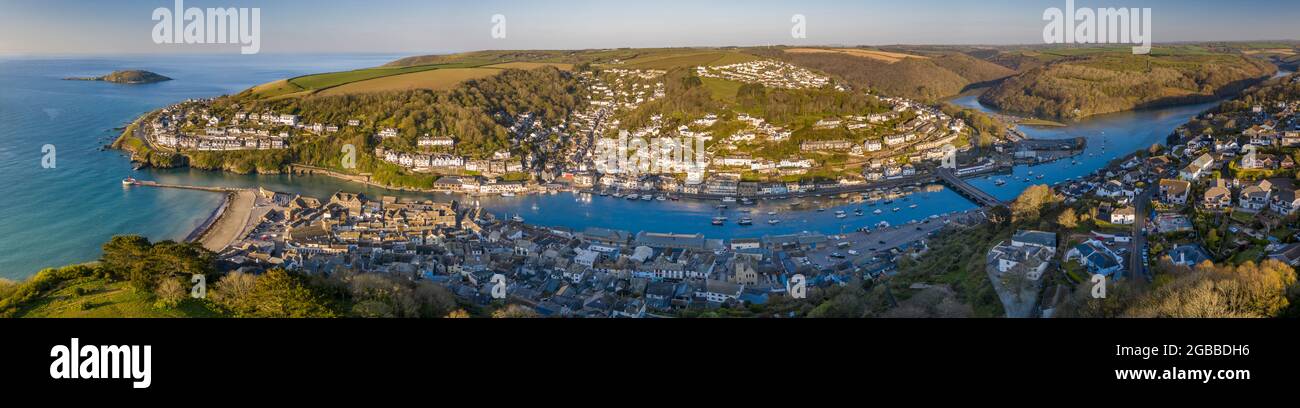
left=669, top=196, right=680, bottom=201
left=909, top=204, right=918, bottom=209
left=994, top=179, right=1006, bottom=186
left=835, top=210, right=847, bottom=219
left=500, top=192, right=516, bottom=197
left=711, top=216, right=727, bottom=226
left=766, top=211, right=777, bottom=216
left=873, top=209, right=883, bottom=215
left=641, top=194, right=653, bottom=201
left=854, top=209, right=864, bottom=216
left=531, top=203, right=540, bottom=211
left=1036, top=174, right=1044, bottom=180
left=612, top=192, right=623, bottom=198
left=876, top=221, right=891, bottom=229
left=816, top=208, right=826, bottom=212
left=121, top=177, right=136, bottom=186
left=599, top=191, right=609, bottom=197
left=511, top=214, right=524, bottom=223
left=768, top=219, right=781, bottom=225
left=627, top=195, right=638, bottom=201
left=892, top=207, right=901, bottom=212
left=655, top=195, right=667, bottom=201
left=717, top=204, right=729, bottom=209
left=740, top=198, right=754, bottom=205
left=738, top=217, right=753, bottom=226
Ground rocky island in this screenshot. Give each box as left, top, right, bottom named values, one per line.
left=65, top=70, right=172, bottom=84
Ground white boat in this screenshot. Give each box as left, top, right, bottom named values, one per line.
left=873, top=209, right=883, bottom=215
left=531, top=203, right=540, bottom=211
left=501, top=192, right=516, bottom=197
left=121, top=177, right=136, bottom=186
left=655, top=195, right=666, bottom=201
left=641, top=194, right=653, bottom=201
left=768, top=219, right=781, bottom=225
left=835, top=211, right=847, bottom=219
left=511, top=214, right=524, bottom=223
left=721, top=197, right=737, bottom=203
left=909, top=204, right=918, bottom=209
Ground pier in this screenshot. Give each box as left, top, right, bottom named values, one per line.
left=935, top=168, right=1005, bottom=208
left=123, top=179, right=243, bottom=193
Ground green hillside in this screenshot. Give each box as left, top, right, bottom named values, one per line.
left=980, top=50, right=1276, bottom=120
left=760, top=47, right=1017, bottom=100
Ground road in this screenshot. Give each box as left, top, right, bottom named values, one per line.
left=1130, top=186, right=1153, bottom=283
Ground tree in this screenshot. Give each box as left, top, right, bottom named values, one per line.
left=1057, top=207, right=1079, bottom=229
left=492, top=304, right=539, bottom=318
left=212, top=269, right=336, bottom=318
left=153, top=277, right=186, bottom=309
left=1011, top=185, right=1058, bottom=224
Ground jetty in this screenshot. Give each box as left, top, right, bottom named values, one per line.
left=123, top=179, right=243, bottom=193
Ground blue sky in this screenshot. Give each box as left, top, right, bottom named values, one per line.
left=1, top=0, right=1297, bottom=54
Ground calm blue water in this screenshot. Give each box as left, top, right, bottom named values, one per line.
left=0, top=54, right=403, bottom=279
left=950, top=94, right=1221, bottom=202
left=0, top=54, right=1227, bottom=279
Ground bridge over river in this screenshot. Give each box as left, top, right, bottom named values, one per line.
left=935, top=168, right=1005, bottom=208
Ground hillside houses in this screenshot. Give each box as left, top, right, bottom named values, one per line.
left=695, top=60, right=834, bottom=90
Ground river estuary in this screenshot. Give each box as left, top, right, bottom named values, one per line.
left=0, top=54, right=1265, bottom=279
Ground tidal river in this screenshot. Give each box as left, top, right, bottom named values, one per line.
left=0, top=54, right=1233, bottom=279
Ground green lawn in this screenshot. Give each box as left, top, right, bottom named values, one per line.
left=16, top=277, right=219, bottom=318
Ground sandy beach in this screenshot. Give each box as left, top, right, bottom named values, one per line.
left=196, top=190, right=256, bottom=252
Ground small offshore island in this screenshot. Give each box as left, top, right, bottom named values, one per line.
left=65, top=70, right=172, bottom=85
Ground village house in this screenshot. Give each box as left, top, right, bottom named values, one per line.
left=1203, top=179, right=1233, bottom=210
left=1180, top=153, right=1214, bottom=180
left=1238, top=179, right=1273, bottom=212
left=1158, top=179, right=1191, bottom=205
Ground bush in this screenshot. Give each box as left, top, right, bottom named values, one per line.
left=153, top=278, right=186, bottom=309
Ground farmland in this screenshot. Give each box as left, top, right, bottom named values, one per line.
left=317, top=67, right=504, bottom=96
left=784, top=47, right=929, bottom=63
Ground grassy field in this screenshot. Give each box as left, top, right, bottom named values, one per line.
left=15, top=277, right=218, bottom=318
left=484, top=61, right=574, bottom=70
left=784, top=47, right=928, bottom=63
left=701, top=77, right=744, bottom=103
left=248, top=63, right=483, bottom=99
left=618, top=51, right=762, bottom=69
left=317, top=68, right=504, bottom=96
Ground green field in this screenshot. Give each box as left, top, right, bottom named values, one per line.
left=701, top=77, right=744, bottom=103
left=317, top=67, right=505, bottom=96
left=618, top=51, right=762, bottom=70
left=14, top=277, right=218, bottom=318
left=248, top=62, right=491, bottom=99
